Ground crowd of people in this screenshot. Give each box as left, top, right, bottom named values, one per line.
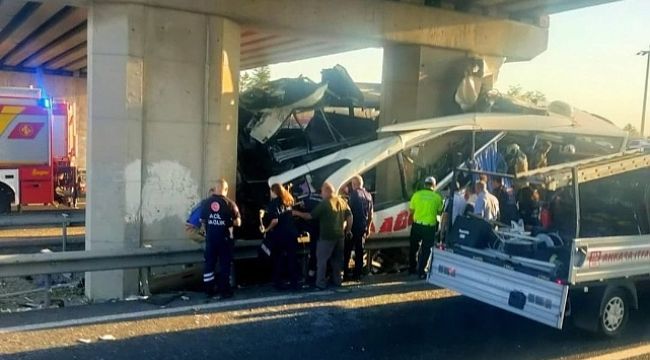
left=445, top=173, right=546, bottom=234
left=185, top=173, right=454, bottom=299
left=185, top=175, right=376, bottom=299
left=185, top=140, right=556, bottom=300
left=446, top=139, right=562, bottom=234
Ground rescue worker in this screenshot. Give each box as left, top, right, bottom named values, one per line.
left=260, top=183, right=300, bottom=291
left=409, top=176, right=444, bottom=279
left=505, top=143, right=528, bottom=174
left=490, top=177, right=519, bottom=225
left=529, top=140, right=553, bottom=169
left=518, top=186, right=542, bottom=231
left=302, top=195, right=322, bottom=285
left=474, top=180, right=500, bottom=221
left=186, top=188, right=214, bottom=243
left=200, top=179, right=241, bottom=299
left=73, top=176, right=82, bottom=208
left=450, top=181, right=467, bottom=226
left=344, top=175, right=373, bottom=281
left=293, top=182, right=353, bottom=290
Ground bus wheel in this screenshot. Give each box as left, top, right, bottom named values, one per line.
left=599, top=288, right=629, bottom=337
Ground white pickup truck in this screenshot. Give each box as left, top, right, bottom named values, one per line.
left=428, top=151, right=650, bottom=336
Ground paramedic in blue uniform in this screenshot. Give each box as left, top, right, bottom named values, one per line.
left=344, top=175, right=373, bottom=280
left=200, top=179, right=241, bottom=299
left=185, top=188, right=214, bottom=243
left=260, top=183, right=300, bottom=291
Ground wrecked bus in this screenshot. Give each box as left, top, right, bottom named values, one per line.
left=269, top=102, right=627, bottom=241
left=268, top=101, right=648, bottom=336
left=236, top=65, right=378, bottom=239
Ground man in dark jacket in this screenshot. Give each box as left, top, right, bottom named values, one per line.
left=344, top=175, right=373, bottom=280
left=200, top=179, right=241, bottom=299
left=490, top=177, right=519, bottom=226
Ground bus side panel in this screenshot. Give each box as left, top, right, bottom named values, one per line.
left=429, top=249, right=569, bottom=329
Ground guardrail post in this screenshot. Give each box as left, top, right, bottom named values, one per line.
left=61, top=213, right=69, bottom=252
left=44, top=274, right=52, bottom=307
left=366, top=249, right=375, bottom=275
left=141, top=267, right=152, bottom=297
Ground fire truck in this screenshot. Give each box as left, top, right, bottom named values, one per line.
left=0, top=87, right=77, bottom=213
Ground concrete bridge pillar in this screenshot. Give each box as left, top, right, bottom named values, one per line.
left=380, top=45, right=467, bottom=126
left=377, top=44, right=503, bottom=201
left=85, top=2, right=240, bottom=300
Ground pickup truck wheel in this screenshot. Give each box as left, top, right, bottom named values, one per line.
left=599, top=289, right=629, bottom=337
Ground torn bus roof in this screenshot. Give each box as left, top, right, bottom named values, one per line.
left=248, top=84, right=328, bottom=143
left=378, top=103, right=626, bottom=140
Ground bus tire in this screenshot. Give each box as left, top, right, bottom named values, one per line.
left=599, top=288, right=629, bottom=337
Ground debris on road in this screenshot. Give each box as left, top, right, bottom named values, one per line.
left=98, top=334, right=116, bottom=341
left=77, top=338, right=92, bottom=344
left=124, top=295, right=149, bottom=302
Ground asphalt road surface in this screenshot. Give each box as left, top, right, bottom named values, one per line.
left=1, top=275, right=650, bottom=360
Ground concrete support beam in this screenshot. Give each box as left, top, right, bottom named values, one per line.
left=66, top=0, right=547, bottom=60
left=380, top=45, right=466, bottom=126
left=86, top=2, right=239, bottom=300
left=376, top=44, right=503, bottom=202
left=204, top=17, right=240, bottom=193
left=377, top=45, right=466, bottom=202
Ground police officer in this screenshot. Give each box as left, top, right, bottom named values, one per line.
left=409, top=176, right=444, bottom=279
left=200, top=179, right=241, bottom=299
left=260, top=183, right=300, bottom=291
left=344, top=175, right=373, bottom=280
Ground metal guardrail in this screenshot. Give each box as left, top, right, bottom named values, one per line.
left=0, top=237, right=408, bottom=306
left=0, top=237, right=408, bottom=278
left=0, top=247, right=203, bottom=278
left=0, top=243, right=257, bottom=278
left=0, top=235, right=84, bottom=250
left=0, top=210, right=85, bottom=228
left=0, top=210, right=85, bottom=253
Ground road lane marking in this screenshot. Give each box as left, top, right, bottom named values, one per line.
left=588, top=344, right=650, bottom=360
left=0, top=280, right=430, bottom=334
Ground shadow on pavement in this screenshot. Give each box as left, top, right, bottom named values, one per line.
left=2, top=285, right=650, bottom=360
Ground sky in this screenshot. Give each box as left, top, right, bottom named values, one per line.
left=265, top=0, right=650, bottom=131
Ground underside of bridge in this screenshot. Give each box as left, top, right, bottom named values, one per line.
left=0, top=0, right=621, bottom=76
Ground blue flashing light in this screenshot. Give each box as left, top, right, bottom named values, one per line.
left=39, top=98, right=51, bottom=109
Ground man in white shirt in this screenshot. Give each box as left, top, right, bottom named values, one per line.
left=474, top=180, right=499, bottom=221
left=451, top=184, right=467, bottom=225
